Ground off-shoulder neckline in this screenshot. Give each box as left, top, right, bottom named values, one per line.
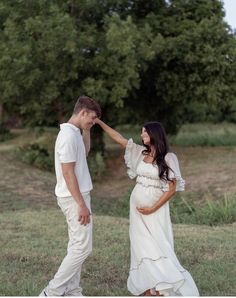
left=141, top=159, right=159, bottom=167
left=142, top=159, right=153, bottom=164
left=142, top=152, right=175, bottom=164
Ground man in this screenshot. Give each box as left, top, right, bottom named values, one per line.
left=40, top=96, right=101, bottom=296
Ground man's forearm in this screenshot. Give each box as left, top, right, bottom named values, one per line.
left=63, top=171, right=85, bottom=207
left=82, top=129, right=91, bottom=156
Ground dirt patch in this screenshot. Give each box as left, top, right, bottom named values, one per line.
left=0, top=144, right=235, bottom=210
left=0, top=152, right=55, bottom=206
left=93, top=152, right=135, bottom=200
left=94, top=145, right=236, bottom=201
left=174, top=146, right=236, bottom=197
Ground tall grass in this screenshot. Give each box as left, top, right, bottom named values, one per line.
left=170, top=193, right=236, bottom=226
left=169, top=123, right=236, bottom=146
left=93, top=191, right=236, bottom=226
left=115, top=123, right=236, bottom=146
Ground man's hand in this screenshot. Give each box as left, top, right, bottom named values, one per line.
left=78, top=204, right=91, bottom=225
left=136, top=206, right=157, bottom=215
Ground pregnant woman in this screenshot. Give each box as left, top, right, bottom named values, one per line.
left=95, top=119, right=199, bottom=296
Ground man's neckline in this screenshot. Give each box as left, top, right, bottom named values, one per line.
left=60, top=123, right=80, bottom=131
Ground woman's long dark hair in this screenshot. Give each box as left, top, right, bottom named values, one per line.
left=142, top=121, right=173, bottom=182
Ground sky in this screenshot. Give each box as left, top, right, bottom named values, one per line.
left=223, top=0, right=236, bottom=29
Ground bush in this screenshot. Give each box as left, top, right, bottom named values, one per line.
left=88, top=151, right=106, bottom=181
left=16, top=129, right=106, bottom=177
left=0, top=125, right=13, bottom=142
left=17, top=143, right=54, bottom=172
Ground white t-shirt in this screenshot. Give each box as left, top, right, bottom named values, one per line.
left=54, top=123, right=93, bottom=197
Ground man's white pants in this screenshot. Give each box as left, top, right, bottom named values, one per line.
left=43, top=192, right=92, bottom=296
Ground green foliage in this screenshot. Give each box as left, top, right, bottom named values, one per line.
left=0, top=125, right=13, bottom=142
left=13, top=127, right=57, bottom=171
left=13, top=127, right=106, bottom=179
left=87, top=151, right=106, bottom=182
left=0, top=1, right=80, bottom=125
left=17, top=143, right=54, bottom=172
left=0, top=0, right=236, bottom=132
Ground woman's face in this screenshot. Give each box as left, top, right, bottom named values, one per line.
left=141, top=127, right=151, bottom=145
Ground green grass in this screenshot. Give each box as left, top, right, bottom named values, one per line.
left=0, top=206, right=235, bottom=296
left=0, top=208, right=130, bottom=296
left=92, top=189, right=131, bottom=218
left=0, top=123, right=236, bottom=296
left=170, top=192, right=236, bottom=226
left=169, top=122, right=236, bottom=146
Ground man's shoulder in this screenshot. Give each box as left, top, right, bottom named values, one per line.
left=56, top=128, right=78, bottom=145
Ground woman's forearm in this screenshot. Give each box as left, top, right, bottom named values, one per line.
left=95, top=119, right=128, bottom=148
left=137, top=180, right=176, bottom=215
left=153, top=180, right=176, bottom=211
left=153, top=189, right=175, bottom=211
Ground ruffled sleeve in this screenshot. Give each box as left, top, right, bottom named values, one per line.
left=163, top=152, right=185, bottom=192
left=124, top=138, right=144, bottom=179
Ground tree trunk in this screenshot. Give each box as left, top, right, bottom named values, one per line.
left=0, top=103, right=3, bottom=126
left=91, top=124, right=104, bottom=155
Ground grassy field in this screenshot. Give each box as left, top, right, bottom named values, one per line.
left=1, top=207, right=235, bottom=296
left=0, top=123, right=236, bottom=296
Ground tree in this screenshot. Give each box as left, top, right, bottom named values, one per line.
left=0, top=0, right=236, bottom=134
left=0, top=1, right=80, bottom=126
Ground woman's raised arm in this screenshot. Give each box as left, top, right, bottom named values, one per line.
left=95, top=118, right=128, bottom=148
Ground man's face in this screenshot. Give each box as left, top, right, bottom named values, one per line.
left=81, top=109, right=98, bottom=129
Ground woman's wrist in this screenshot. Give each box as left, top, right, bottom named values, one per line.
left=95, top=118, right=103, bottom=125
left=153, top=204, right=160, bottom=212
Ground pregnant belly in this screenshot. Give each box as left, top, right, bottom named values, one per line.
left=131, top=183, right=163, bottom=208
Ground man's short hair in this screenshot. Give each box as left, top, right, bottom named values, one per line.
left=73, top=95, right=101, bottom=118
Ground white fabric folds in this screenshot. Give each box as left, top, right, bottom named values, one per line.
left=124, top=139, right=199, bottom=296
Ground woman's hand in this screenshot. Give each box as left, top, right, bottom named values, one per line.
left=93, top=118, right=128, bottom=148
left=136, top=206, right=157, bottom=215
left=94, top=118, right=101, bottom=125
left=137, top=179, right=177, bottom=216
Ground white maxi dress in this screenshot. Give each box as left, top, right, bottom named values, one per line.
left=125, top=139, right=199, bottom=296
